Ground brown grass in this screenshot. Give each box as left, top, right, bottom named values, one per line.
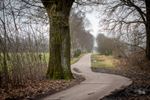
left=91, top=54, right=120, bottom=68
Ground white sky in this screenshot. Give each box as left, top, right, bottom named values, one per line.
left=84, top=6, right=107, bottom=38
left=84, top=8, right=102, bottom=47
left=85, top=10, right=100, bottom=37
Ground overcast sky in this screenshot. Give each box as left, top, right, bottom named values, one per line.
left=85, top=10, right=100, bottom=37
left=83, top=6, right=107, bottom=38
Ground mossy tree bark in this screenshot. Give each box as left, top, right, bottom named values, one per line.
left=61, top=0, right=74, bottom=79
left=61, top=19, right=73, bottom=79
left=41, top=0, right=74, bottom=79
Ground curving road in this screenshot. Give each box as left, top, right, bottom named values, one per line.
left=42, top=54, right=132, bottom=100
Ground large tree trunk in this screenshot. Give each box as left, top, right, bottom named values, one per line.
left=47, top=15, right=64, bottom=79
left=41, top=0, right=74, bottom=79
left=61, top=18, right=73, bottom=79
left=145, top=0, right=150, bottom=59
left=61, top=0, right=74, bottom=79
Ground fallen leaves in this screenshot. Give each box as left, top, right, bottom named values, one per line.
left=0, top=79, right=79, bottom=100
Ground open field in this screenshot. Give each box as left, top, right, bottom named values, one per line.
left=91, top=54, right=119, bottom=68
left=0, top=53, right=85, bottom=100
left=0, top=52, right=83, bottom=67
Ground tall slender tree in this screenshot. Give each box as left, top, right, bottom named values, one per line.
left=145, top=0, right=150, bottom=59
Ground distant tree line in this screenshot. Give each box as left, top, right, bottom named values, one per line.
left=96, top=34, right=127, bottom=57
left=70, top=10, right=94, bottom=56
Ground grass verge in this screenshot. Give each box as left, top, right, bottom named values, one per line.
left=91, top=54, right=150, bottom=100
left=91, top=54, right=119, bottom=69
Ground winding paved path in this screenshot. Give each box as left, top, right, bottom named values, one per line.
left=43, top=54, right=132, bottom=100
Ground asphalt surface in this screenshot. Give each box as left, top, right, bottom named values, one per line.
left=42, top=54, right=132, bottom=100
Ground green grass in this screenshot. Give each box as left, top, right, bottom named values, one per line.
left=38, top=52, right=84, bottom=64
left=0, top=52, right=84, bottom=69
left=0, top=52, right=49, bottom=69
left=91, top=54, right=119, bottom=68
left=40, top=52, right=49, bottom=63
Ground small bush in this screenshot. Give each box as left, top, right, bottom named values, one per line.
left=125, top=50, right=150, bottom=71
left=73, top=49, right=81, bottom=57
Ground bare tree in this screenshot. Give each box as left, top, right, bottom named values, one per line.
left=0, top=0, right=48, bottom=87
left=99, top=0, right=150, bottom=59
